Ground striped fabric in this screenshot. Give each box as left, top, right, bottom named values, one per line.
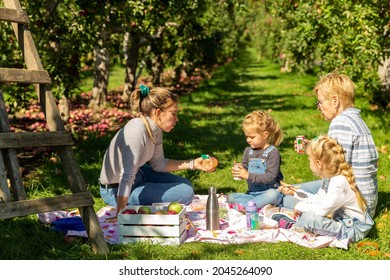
left=328, top=108, right=379, bottom=217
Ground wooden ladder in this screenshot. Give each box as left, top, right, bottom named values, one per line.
left=0, top=0, right=109, bottom=254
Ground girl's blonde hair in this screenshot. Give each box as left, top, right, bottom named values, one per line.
left=130, top=86, right=178, bottom=142
left=314, top=72, right=355, bottom=109
left=307, top=135, right=367, bottom=212
left=242, top=110, right=283, bottom=147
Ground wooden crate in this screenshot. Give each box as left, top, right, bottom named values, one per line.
left=118, top=205, right=187, bottom=245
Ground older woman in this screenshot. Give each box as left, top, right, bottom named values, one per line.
left=281, top=73, right=379, bottom=218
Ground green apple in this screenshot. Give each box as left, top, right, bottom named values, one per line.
left=138, top=206, right=152, bottom=214
left=155, top=209, right=167, bottom=215
left=167, top=202, right=183, bottom=214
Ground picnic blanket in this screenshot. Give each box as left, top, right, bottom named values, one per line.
left=38, top=195, right=350, bottom=250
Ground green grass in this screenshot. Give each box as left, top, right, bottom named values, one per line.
left=1, top=48, right=389, bottom=260
left=79, top=64, right=127, bottom=93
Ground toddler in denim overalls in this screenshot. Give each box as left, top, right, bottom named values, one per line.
left=228, top=110, right=284, bottom=209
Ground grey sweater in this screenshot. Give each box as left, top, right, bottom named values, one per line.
left=99, top=117, right=168, bottom=197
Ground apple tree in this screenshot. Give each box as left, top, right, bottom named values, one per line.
left=251, top=0, right=390, bottom=106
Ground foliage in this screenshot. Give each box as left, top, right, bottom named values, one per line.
left=248, top=0, right=390, bottom=106
left=1, top=0, right=249, bottom=108
left=2, top=49, right=389, bottom=260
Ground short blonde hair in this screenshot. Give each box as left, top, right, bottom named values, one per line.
left=314, top=72, right=355, bottom=109
left=242, top=110, right=283, bottom=147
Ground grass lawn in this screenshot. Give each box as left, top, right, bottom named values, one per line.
left=0, top=48, right=389, bottom=260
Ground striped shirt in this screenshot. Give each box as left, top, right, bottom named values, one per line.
left=328, top=108, right=379, bottom=217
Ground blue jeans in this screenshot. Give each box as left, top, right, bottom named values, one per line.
left=227, top=189, right=283, bottom=209
left=100, top=165, right=194, bottom=206
left=281, top=180, right=322, bottom=210
left=295, top=211, right=374, bottom=242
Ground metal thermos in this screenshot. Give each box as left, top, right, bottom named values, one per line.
left=206, top=187, right=220, bottom=230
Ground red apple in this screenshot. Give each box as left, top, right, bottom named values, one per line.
left=155, top=209, right=167, bottom=215
left=168, top=210, right=177, bottom=215
left=122, top=208, right=137, bottom=214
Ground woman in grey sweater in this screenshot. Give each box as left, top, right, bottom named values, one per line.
left=99, top=85, right=211, bottom=218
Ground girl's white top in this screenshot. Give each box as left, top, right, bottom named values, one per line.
left=294, top=175, right=366, bottom=222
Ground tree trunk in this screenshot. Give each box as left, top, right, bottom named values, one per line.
left=89, top=47, right=110, bottom=108
left=377, top=57, right=390, bottom=107
left=151, top=54, right=163, bottom=85
left=122, top=30, right=142, bottom=102
left=58, top=95, right=69, bottom=123
left=378, top=57, right=390, bottom=90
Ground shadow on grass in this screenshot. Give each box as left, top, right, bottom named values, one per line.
left=0, top=217, right=72, bottom=260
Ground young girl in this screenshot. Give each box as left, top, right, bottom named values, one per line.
left=227, top=110, right=284, bottom=209
left=99, top=85, right=213, bottom=219
left=278, top=135, right=374, bottom=242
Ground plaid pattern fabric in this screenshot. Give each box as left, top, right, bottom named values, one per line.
left=328, top=108, right=379, bottom=217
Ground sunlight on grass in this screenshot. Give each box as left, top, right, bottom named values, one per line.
left=79, top=65, right=126, bottom=93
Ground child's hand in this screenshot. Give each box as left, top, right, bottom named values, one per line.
left=278, top=181, right=300, bottom=195
left=232, top=162, right=248, bottom=180
left=293, top=208, right=301, bottom=218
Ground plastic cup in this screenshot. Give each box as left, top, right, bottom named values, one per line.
left=233, top=163, right=242, bottom=180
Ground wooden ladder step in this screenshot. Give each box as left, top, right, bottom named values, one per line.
left=0, top=68, right=51, bottom=84
left=0, top=191, right=95, bottom=219
left=0, top=131, right=74, bottom=148
left=0, top=7, right=29, bottom=23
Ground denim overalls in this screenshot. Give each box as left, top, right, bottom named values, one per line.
left=247, top=145, right=283, bottom=194
left=227, top=145, right=283, bottom=208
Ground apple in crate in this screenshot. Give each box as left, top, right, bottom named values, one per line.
left=122, top=208, right=137, bottom=214
left=167, top=202, right=183, bottom=214
left=155, top=209, right=167, bottom=215
left=138, top=206, right=152, bottom=214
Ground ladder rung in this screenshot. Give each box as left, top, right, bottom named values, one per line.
left=0, top=192, right=95, bottom=219
left=0, top=131, right=74, bottom=148
left=0, top=68, right=51, bottom=84
left=0, top=8, right=29, bottom=24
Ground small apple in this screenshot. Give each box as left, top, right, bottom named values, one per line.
left=167, top=202, right=183, bottom=214
left=122, top=208, right=137, bottom=214
left=138, top=206, right=152, bottom=214
left=155, top=209, right=167, bottom=215
left=168, top=210, right=177, bottom=215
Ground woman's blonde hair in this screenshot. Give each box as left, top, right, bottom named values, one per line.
left=130, top=86, right=178, bottom=142
left=307, top=135, right=367, bottom=212
left=242, top=110, right=283, bottom=147
left=130, top=86, right=178, bottom=117
left=314, top=72, right=355, bottom=109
